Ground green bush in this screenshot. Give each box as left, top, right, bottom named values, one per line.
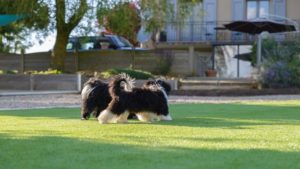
left=101, top=68, right=154, bottom=79
left=0, top=70, right=18, bottom=74
left=25, top=69, right=63, bottom=75
left=257, top=38, right=300, bottom=88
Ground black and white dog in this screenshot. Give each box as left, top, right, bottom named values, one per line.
left=143, top=79, right=171, bottom=95
left=97, top=74, right=172, bottom=124
left=81, top=77, right=171, bottom=120
left=80, top=78, right=111, bottom=120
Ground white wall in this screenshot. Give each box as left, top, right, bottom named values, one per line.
left=216, top=45, right=253, bottom=78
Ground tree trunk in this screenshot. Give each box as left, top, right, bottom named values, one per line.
left=51, top=32, right=69, bottom=71
left=50, top=0, right=88, bottom=71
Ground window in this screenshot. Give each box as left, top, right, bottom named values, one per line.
left=247, top=0, right=270, bottom=19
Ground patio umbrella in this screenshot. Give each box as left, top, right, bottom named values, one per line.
left=224, top=18, right=296, bottom=34
left=224, top=18, right=297, bottom=68
left=234, top=52, right=252, bottom=62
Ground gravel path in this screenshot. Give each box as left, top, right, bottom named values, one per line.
left=1, top=93, right=300, bottom=110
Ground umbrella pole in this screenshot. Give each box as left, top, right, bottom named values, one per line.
left=237, top=45, right=240, bottom=78
left=257, top=33, right=262, bottom=65
left=255, top=33, right=263, bottom=85
left=212, top=45, right=215, bottom=70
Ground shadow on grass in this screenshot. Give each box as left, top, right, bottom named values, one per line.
left=164, top=103, right=300, bottom=128
left=0, top=133, right=299, bottom=169
left=0, top=104, right=299, bottom=128
left=0, top=108, right=79, bottom=119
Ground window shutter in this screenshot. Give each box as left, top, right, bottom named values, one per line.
left=272, top=0, right=286, bottom=40
left=231, top=0, right=245, bottom=40
left=272, top=0, right=286, bottom=19
left=166, top=0, right=177, bottom=41
left=232, top=0, right=245, bottom=21
left=203, top=0, right=217, bottom=40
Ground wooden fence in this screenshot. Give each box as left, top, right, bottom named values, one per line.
left=0, top=49, right=212, bottom=76
left=0, top=74, right=81, bottom=91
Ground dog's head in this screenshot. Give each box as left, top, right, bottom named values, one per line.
left=143, top=79, right=171, bottom=95
left=84, top=77, right=104, bottom=87
left=155, top=80, right=171, bottom=95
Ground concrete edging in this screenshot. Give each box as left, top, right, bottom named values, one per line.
left=0, top=74, right=81, bottom=91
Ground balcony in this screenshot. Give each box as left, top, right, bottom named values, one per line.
left=159, top=20, right=300, bottom=46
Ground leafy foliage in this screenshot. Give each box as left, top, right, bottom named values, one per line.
left=97, top=0, right=202, bottom=45
left=25, top=69, right=63, bottom=75
left=258, top=38, right=300, bottom=88
left=97, top=1, right=141, bottom=45
left=1, top=0, right=202, bottom=71
left=0, top=0, right=49, bottom=53
left=0, top=69, right=18, bottom=74
left=101, top=68, right=154, bottom=79
left=139, top=0, right=202, bottom=32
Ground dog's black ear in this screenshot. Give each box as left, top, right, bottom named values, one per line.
left=143, top=80, right=155, bottom=87
left=85, top=78, right=103, bottom=87
left=156, top=79, right=171, bottom=95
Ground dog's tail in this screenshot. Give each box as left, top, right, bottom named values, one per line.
left=109, top=73, right=135, bottom=97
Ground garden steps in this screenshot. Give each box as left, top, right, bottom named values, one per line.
left=179, top=77, right=257, bottom=90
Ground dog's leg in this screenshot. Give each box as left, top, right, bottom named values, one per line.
left=93, top=108, right=101, bottom=118
left=148, top=113, right=159, bottom=122
left=80, top=101, right=90, bottom=120
left=159, top=105, right=172, bottom=121
left=159, top=114, right=173, bottom=121
left=98, top=109, right=116, bottom=124
left=115, top=111, right=129, bottom=123
left=137, top=112, right=158, bottom=122
left=136, top=112, right=148, bottom=122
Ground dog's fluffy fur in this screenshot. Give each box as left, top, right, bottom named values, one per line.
left=80, top=78, right=111, bottom=120
left=143, top=79, right=171, bottom=95
left=81, top=77, right=171, bottom=120
left=98, top=74, right=172, bottom=124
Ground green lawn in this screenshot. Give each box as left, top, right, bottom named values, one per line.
left=0, top=101, right=300, bottom=169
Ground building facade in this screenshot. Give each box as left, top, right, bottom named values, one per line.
left=165, top=0, right=300, bottom=43
left=159, top=0, right=300, bottom=78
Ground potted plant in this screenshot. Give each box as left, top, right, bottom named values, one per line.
left=205, top=69, right=217, bottom=77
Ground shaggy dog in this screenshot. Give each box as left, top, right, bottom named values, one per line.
left=143, top=79, right=171, bottom=95
left=80, top=78, right=111, bottom=120
left=97, top=74, right=172, bottom=124
left=81, top=77, right=171, bottom=120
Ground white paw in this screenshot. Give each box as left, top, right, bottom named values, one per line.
left=160, top=114, right=173, bottom=121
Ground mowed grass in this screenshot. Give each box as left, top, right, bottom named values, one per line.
left=0, top=101, right=300, bottom=169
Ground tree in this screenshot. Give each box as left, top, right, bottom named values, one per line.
left=0, top=0, right=88, bottom=71
left=0, top=0, right=49, bottom=53
left=98, top=0, right=202, bottom=45
left=138, top=0, right=202, bottom=35
left=0, top=23, right=23, bottom=53
left=98, top=2, right=141, bottom=45
left=51, top=0, right=88, bottom=71
left=1, top=0, right=202, bottom=71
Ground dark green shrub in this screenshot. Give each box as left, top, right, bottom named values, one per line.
left=101, top=68, right=154, bottom=79
left=0, top=70, right=18, bottom=74
left=258, top=37, right=300, bottom=88
left=25, top=69, right=63, bottom=75
left=262, top=60, right=300, bottom=88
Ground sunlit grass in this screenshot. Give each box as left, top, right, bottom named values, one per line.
left=0, top=102, right=300, bottom=169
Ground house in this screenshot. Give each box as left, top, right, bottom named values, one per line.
left=158, top=0, right=300, bottom=78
